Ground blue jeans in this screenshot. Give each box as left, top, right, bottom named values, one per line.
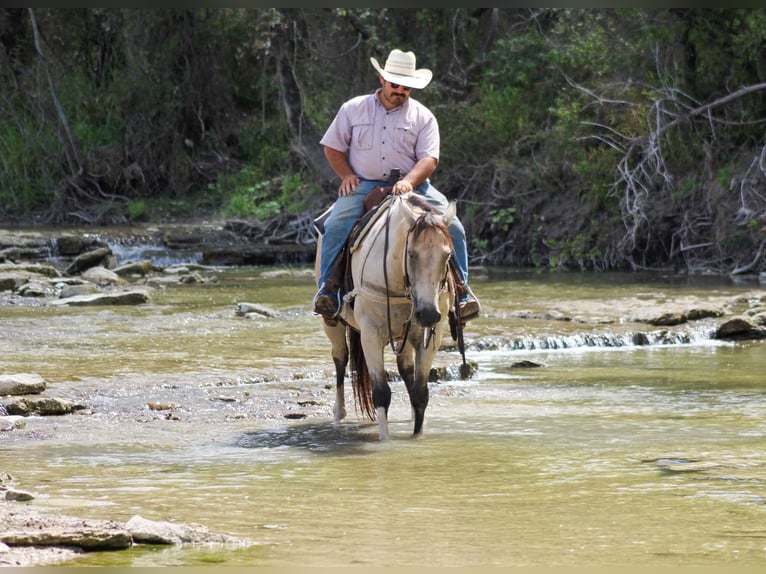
left=317, top=179, right=469, bottom=288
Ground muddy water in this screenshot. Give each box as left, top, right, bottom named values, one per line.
left=1, top=267, right=765, bottom=566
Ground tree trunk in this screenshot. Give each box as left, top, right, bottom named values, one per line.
left=274, top=9, right=337, bottom=187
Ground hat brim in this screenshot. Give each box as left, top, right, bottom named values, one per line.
left=370, top=57, right=432, bottom=90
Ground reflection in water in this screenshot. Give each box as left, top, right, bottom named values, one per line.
left=2, top=267, right=765, bottom=566
left=237, top=421, right=382, bottom=454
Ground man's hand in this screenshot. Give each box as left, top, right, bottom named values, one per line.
left=392, top=179, right=414, bottom=195
left=338, top=174, right=359, bottom=196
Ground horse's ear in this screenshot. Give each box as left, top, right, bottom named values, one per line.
left=444, top=201, right=457, bottom=225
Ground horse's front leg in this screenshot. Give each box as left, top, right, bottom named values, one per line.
left=360, top=331, right=391, bottom=440
left=397, top=340, right=430, bottom=436
left=371, top=365, right=391, bottom=441
left=323, top=322, right=348, bottom=423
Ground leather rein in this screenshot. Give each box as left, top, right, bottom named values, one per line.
left=382, top=197, right=453, bottom=355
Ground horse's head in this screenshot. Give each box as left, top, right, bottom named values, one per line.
left=402, top=199, right=456, bottom=328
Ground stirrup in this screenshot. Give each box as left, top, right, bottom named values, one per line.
left=459, top=285, right=481, bottom=323
left=313, top=286, right=341, bottom=320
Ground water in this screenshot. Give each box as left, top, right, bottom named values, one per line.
left=1, top=266, right=765, bottom=566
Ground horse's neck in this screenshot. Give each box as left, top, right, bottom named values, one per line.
left=354, top=198, right=412, bottom=294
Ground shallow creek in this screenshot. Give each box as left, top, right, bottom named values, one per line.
left=1, top=266, right=765, bottom=566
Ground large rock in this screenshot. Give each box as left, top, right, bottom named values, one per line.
left=0, top=525, right=132, bottom=551
left=0, top=374, right=46, bottom=396
left=65, top=247, right=112, bottom=275
left=4, top=396, right=79, bottom=416
left=113, top=260, right=154, bottom=277
left=81, top=266, right=125, bottom=286
left=0, top=263, right=61, bottom=278
left=125, top=515, right=242, bottom=546
left=714, top=316, right=766, bottom=340
left=50, top=289, right=151, bottom=307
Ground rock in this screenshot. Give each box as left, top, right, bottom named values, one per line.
left=235, top=302, right=280, bottom=318
left=65, top=247, right=113, bottom=275
left=51, top=289, right=151, bottom=307
left=3, top=488, right=35, bottom=501
left=508, top=359, right=545, bottom=368
left=53, top=233, right=90, bottom=256
left=686, top=307, right=723, bottom=320
left=0, top=270, right=53, bottom=292
left=125, top=515, right=189, bottom=545
left=113, top=260, right=154, bottom=277
left=645, top=311, right=687, bottom=326
left=125, top=515, right=241, bottom=546
left=163, top=266, right=189, bottom=275
left=17, top=280, right=53, bottom=297
left=147, top=402, right=176, bottom=411
left=0, top=262, right=61, bottom=278
left=59, top=283, right=100, bottom=298
left=0, top=373, right=46, bottom=395
left=0, top=416, right=26, bottom=431
left=178, top=272, right=205, bottom=284
left=428, top=359, right=479, bottom=381
left=4, top=396, right=79, bottom=416
left=81, top=266, right=124, bottom=286
left=714, top=316, right=766, bottom=340
left=0, top=525, right=132, bottom=551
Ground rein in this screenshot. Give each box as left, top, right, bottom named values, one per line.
left=382, top=197, right=452, bottom=356
left=383, top=199, right=411, bottom=355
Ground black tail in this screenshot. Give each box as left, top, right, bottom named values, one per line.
left=348, top=329, right=376, bottom=420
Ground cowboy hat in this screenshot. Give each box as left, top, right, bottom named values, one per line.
left=370, top=49, right=432, bottom=90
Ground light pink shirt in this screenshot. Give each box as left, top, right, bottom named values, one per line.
left=320, top=90, right=440, bottom=181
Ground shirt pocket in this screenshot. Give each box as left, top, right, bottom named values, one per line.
left=392, top=122, right=417, bottom=153
left=352, top=122, right=373, bottom=150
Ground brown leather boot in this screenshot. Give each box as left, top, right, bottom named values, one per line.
left=450, top=261, right=481, bottom=323
left=313, top=282, right=341, bottom=321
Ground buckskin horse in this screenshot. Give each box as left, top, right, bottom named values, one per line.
left=314, top=192, right=458, bottom=440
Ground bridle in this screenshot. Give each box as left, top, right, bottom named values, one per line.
left=383, top=198, right=453, bottom=355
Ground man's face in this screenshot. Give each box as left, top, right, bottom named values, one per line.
left=379, top=76, right=412, bottom=108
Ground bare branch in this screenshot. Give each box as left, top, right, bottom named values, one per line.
left=28, top=8, right=82, bottom=177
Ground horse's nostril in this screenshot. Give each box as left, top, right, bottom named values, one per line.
left=415, top=308, right=441, bottom=327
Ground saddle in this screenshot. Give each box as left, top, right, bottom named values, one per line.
left=316, top=171, right=461, bottom=330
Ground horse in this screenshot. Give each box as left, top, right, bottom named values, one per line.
left=315, top=192, right=457, bottom=440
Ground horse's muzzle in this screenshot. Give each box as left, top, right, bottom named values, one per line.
left=414, top=305, right=441, bottom=328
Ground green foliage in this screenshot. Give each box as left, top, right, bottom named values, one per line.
left=215, top=167, right=276, bottom=219
left=489, top=207, right=516, bottom=233
left=61, top=71, right=123, bottom=151
left=214, top=166, right=319, bottom=219
left=127, top=199, right=146, bottom=221
left=545, top=234, right=590, bottom=271
left=0, top=102, right=59, bottom=216
left=236, top=119, right=290, bottom=176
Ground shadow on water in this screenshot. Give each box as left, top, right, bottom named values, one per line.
left=235, top=420, right=385, bottom=455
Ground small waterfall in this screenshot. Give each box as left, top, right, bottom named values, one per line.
left=106, top=238, right=203, bottom=266
left=104, top=235, right=202, bottom=266
left=464, top=323, right=719, bottom=353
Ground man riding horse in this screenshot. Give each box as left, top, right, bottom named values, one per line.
left=313, top=48, right=481, bottom=323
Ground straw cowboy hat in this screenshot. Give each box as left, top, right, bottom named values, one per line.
left=370, top=49, right=433, bottom=90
